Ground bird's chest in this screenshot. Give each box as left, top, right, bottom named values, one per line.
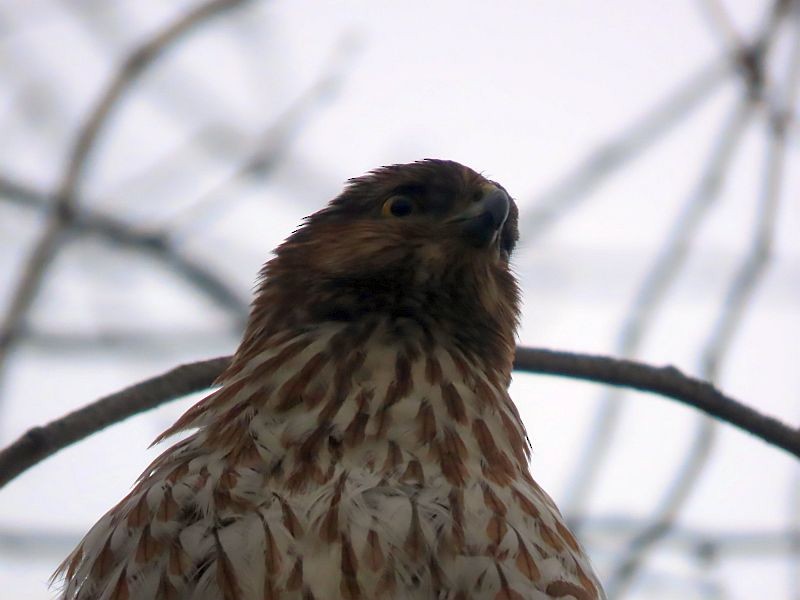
left=195, top=325, right=600, bottom=597
left=280, top=470, right=577, bottom=599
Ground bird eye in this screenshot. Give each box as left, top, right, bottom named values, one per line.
left=382, top=196, right=414, bottom=217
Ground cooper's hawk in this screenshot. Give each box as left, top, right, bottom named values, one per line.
left=54, top=160, right=605, bottom=599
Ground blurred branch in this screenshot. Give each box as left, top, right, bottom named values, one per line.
left=520, top=0, right=792, bottom=244
left=66, top=1, right=247, bottom=134
left=585, top=516, right=800, bottom=558
left=2, top=347, right=799, bottom=489
left=520, top=58, right=729, bottom=241
left=608, top=6, right=800, bottom=595
left=0, top=0, right=251, bottom=394
left=512, top=347, right=800, bottom=457
left=563, top=99, right=755, bottom=523
left=164, top=33, right=362, bottom=242
left=24, top=327, right=235, bottom=355
left=791, top=468, right=800, bottom=600
left=696, top=0, right=744, bottom=51
left=0, top=175, right=249, bottom=322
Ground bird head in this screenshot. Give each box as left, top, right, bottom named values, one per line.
left=250, top=160, right=520, bottom=366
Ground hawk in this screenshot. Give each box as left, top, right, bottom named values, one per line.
left=54, top=160, right=605, bottom=599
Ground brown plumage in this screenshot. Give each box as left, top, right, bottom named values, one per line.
left=54, top=159, right=605, bottom=599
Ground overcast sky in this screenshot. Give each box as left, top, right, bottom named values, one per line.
left=0, top=1, right=798, bottom=598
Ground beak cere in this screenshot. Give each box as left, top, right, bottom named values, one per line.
left=457, top=186, right=511, bottom=248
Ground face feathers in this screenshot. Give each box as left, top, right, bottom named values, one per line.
left=242, top=159, right=520, bottom=375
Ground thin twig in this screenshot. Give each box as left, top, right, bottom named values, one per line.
left=66, top=1, right=245, bottom=135
left=607, top=6, right=800, bottom=595
left=563, top=99, right=755, bottom=522
left=563, top=0, right=787, bottom=528
left=0, top=175, right=248, bottom=323
left=520, top=58, right=729, bottom=241
left=24, top=327, right=234, bottom=354
left=513, top=347, right=800, bottom=457
left=791, top=468, right=800, bottom=600
left=520, top=0, right=792, bottom=244
left=164, top=33, right=362, bottom=242
left=1, top=347, right=798, bottom=490
left=0, top=0, right=250, bottom=393
left=696, top=0, right=744, bottom=50
left=583, top=516, right=800, bottom=557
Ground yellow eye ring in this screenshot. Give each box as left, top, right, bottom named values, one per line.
left=382, top=196, right=414, bottom=217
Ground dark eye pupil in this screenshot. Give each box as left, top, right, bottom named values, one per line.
left=390, top=197, right=413, bottom=217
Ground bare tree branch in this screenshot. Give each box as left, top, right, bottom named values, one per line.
left=696, top=0, right=745, bottom=51
left=0, top=347, right=798, bottom=490
left=519, top=0, right=792, bottom=246
left=585, top=516, right=800, bottom=558
left=607, top=7, right=800, bottom=594
left=0, top=27, right=356, bottom=353
left=0, top=0, right=251, bottom=394
left=520, top=57, right=729, bottom=241
left=563, top=99, right=755, bottom=522
left=66, top=1, right=249, bottom=137
left=162, top=33, right=361, bottom=242
left=513, top=347, right=800, bottom=457
left=0, top=356, right=230, bottom=489
left=791, top=468, right=800, bottom=600
left=24, top=327, right=234, bottom=355
left=0, top=175, right=249, bottom=323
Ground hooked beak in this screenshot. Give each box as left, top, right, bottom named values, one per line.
left=450, top=185, right=510, bottom=248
